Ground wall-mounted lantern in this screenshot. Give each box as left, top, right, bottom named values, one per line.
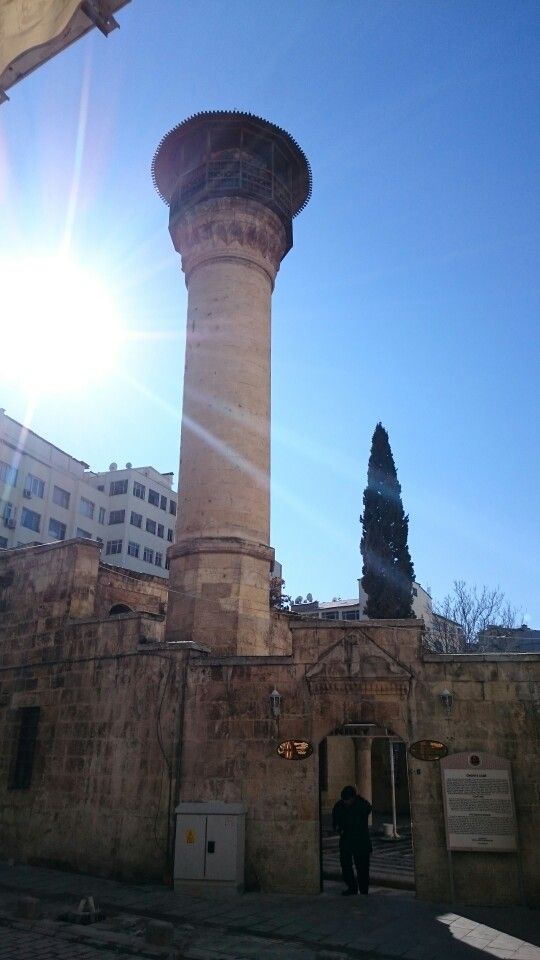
left=270, top=688, right=282, bottom=718
left=440, top=689, right=453, bottom=715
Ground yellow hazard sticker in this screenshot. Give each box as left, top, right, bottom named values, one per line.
left=185, top=829, right=196, bottom=844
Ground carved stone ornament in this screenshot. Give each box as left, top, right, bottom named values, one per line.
left=170, top=196, right=288, bottom=285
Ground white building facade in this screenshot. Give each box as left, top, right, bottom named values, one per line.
left=291, top=581, right=433, bottom=624
left=0, top=409, right=176, bottom=579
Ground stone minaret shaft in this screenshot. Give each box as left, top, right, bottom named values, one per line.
left=152, top=112, right=311, bottom=654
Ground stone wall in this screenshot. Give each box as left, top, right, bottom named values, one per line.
left=0, top=540, right=178, bottom=880
left=178, top=618, right=540, bottom=904
left=95, top=563, right=168, bottom=619
left=409, top=653, right=540, bottom=905
left=1, top=546, right=538, bottom=905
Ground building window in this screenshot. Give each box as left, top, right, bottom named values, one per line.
left=146, top=518, right=156, bottom=535
left=155, top=552, right=162, bottom=567
left=412, top=587, right=418, bottom=597
left=342, top=610, right=360, bottom=621
left=321, top=611, right=339, bottom=620
left=167, top=528, right=173, bottom=543
left=130, top=511, right=142, bottom=528
left=21, top=508, right=41, bottom=533
left=1, top=500, right=14, bottom=521
left=109, top=510, right=125, bottom=525
left=106, top=539, right=122, bottom=556
left=157, top=523, right=164, bottom=538
left=133, top=481, right=146, bottom=500
left=148, top=488, right=159, bottom=507
left=52, top=485, right=70, bottom=509
left=169, top=500, right=177, bottom=516
left=79, top=496, right=94, bottom=519
left=25, top=474, right=45, bottom=498
left=76, top=528, right=92, bottom=539
left=48, top=517, right=66, bottom=541
left=9, top=706, right=40, bottom=790
left=143, top=547, right=154, bottom=564
left=98, top=507, right=106, bottom=525
left=160, top=495, right=167, bottom=511
left=0, top=536, right=8, bottom=548
left=127, top=541, right=140, bottom=558
left=0, top=460, right=18, bottom=488
left=165, top=556, right=170, bottom=570
left=110, top=479, right=128, bottom=496
left=97, top=484, right=104, bottom=492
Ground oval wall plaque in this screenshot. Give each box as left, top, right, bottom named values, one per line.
left=409, top=739, right=448, bottom=761
left=277, top=739, right=313, bottom=760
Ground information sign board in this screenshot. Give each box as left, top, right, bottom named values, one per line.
left=441, top=752, right=517, bottom=852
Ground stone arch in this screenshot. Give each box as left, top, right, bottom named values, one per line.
left=108, top=603, right=133, bottom=616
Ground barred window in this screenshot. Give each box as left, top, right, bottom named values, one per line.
left=9, top=707, right=40, bottom=790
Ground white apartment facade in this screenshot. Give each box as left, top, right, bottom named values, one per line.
left=0, top=409, right=176, bottom=579
left=291, top=581, right=433, bottom=624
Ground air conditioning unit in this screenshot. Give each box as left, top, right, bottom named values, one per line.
left=4, top=518, right=16, bottom=529
left=23, top=489, right=32, bottom=498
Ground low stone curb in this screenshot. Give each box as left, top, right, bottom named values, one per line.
left=0, top=911, right=181, bottom=959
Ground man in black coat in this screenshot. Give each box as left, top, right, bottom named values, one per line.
left=332, top=784, right=372, bottom=895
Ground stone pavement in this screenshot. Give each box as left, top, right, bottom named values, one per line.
left=323, top=826, right=415, bottom=890
left=0, top=861, right=538, bottom=960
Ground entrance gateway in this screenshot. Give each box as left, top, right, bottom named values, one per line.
left=320, top=724, right=414, bottom=891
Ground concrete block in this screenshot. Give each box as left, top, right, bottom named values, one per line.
left=15, top=895, right=43, bottom=919
left=146, top=919, right=174, bottom=946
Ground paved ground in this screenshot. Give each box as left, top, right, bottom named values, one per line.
left=323, top=825, right=415, bottom=890
left=0, top=861, right=538, bottom=960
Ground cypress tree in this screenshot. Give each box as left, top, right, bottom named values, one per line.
left=360, top=423, right=415, bottom=619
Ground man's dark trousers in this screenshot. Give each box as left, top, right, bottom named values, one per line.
left=340, top=838, right=370, bottom=894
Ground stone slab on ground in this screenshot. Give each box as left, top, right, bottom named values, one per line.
left=0, top=862, right=538, bottom=960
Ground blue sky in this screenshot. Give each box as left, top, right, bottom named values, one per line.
left=1, top=0, right=539, bottom=621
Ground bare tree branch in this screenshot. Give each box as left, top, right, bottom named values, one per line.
left=424, top=580, right=520, bottom=653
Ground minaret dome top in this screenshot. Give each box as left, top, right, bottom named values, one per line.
left=152, top=111, right=311, bottom=245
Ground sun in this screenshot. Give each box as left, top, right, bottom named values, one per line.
left=0, top=253, right=122, bottom=394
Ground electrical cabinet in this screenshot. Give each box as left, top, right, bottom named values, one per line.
left=174, top=801, right=246, bottom=894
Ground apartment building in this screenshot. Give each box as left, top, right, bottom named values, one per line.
left=0, top=409, right=176, bottom=579
left=291, top=581, right=433, bottom=624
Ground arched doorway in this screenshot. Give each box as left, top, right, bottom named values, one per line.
left=319, top=723, right=415, bottom=894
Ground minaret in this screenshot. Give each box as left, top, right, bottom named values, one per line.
left=152, top=111, right=311, bottom=654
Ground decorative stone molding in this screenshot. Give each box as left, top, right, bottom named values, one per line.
left=168, top=536, right=275, bottom=564
left=169, top=196, right=288, bottom=285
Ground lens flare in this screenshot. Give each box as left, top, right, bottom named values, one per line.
left=0, top=253, right=122, bottom=394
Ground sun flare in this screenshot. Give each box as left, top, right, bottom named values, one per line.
left=0, top=253, right=122, bottom=394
